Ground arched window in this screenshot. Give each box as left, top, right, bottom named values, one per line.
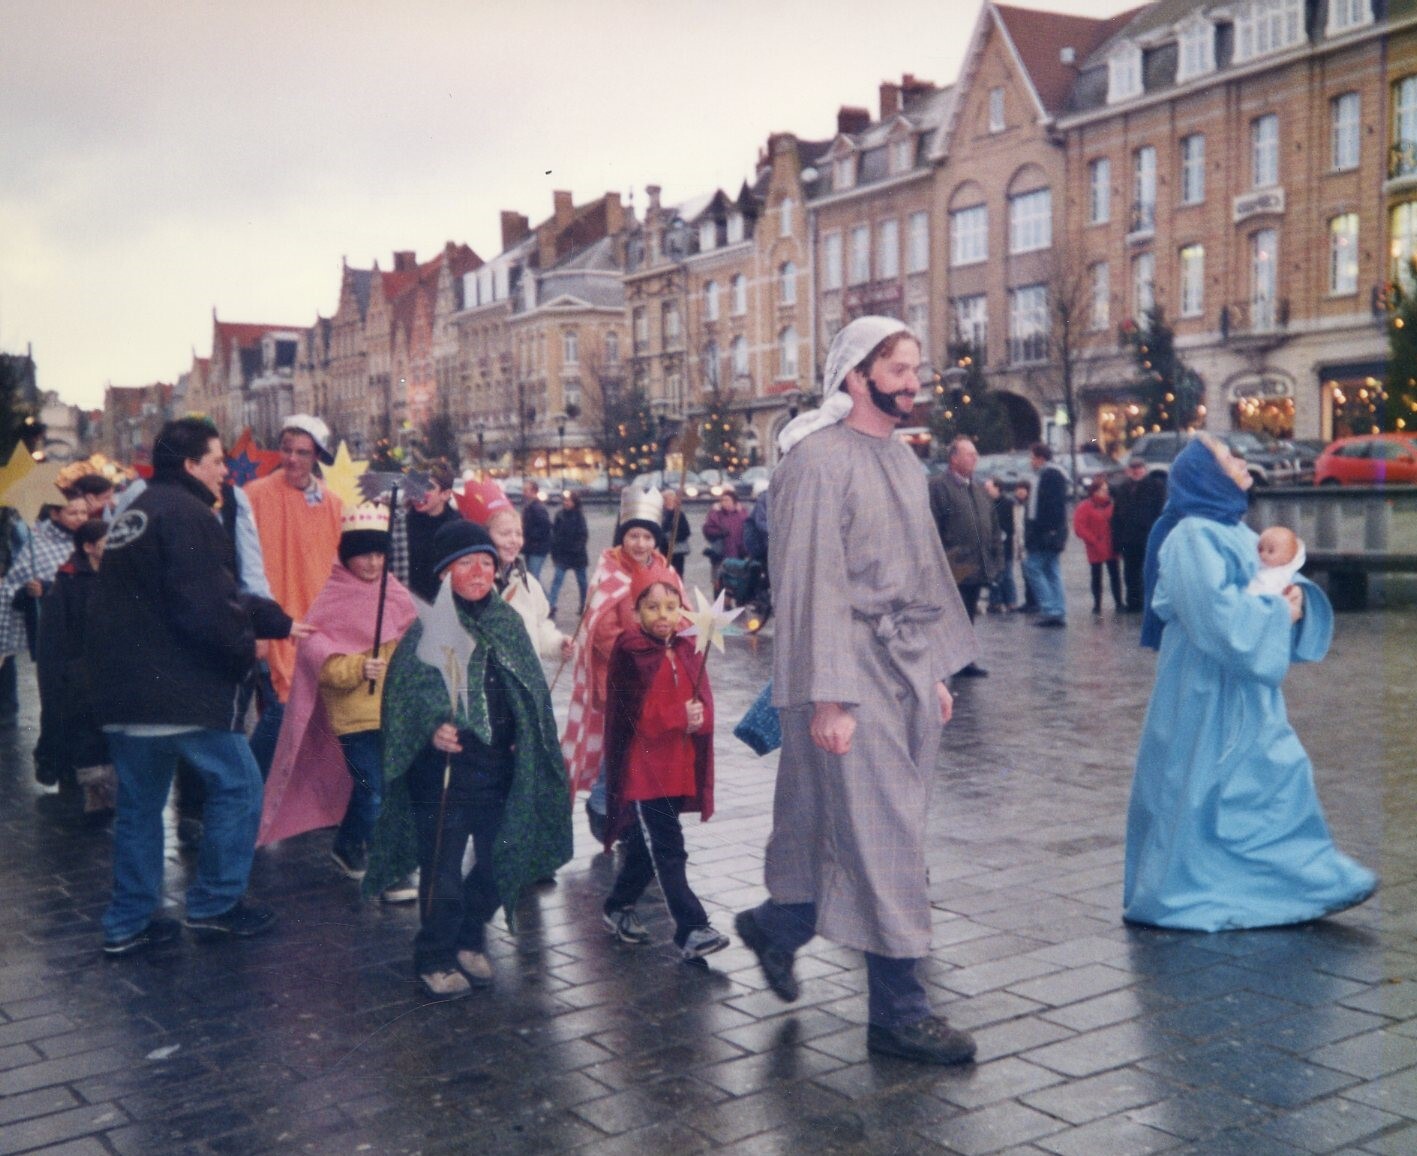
left=731, top=274, right=747, bottom=315
left=704, top=340, right=721, bottom=388
left=704, top=280, right=720, bottom=322
left=731, top=335, right=749, bottom=378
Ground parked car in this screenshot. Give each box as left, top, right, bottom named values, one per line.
left=1314, top=433, right=1417, bottom=486
left=1127, top=431, right=1298, bottom=486
left=974, top=450, right=1122, bottom=495
left=1277, top=438, right=1324, bottom=483
left=734, top=466, right=772, bottom=500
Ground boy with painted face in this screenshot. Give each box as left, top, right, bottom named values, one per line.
left=600, top=565, right=728, bottom=962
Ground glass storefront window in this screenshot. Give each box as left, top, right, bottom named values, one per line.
left=1231, top=395, right=1294, bottom=437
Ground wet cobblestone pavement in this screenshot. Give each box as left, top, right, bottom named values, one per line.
left=0, top=526, right=1413, bottom=1155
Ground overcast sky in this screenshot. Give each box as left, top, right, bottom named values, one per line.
left=1, top=0, right=1129, bottom=410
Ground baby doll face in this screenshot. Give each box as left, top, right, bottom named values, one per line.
left=346, top=551, right=386, bottom=583
left=636, top=583, right=682, bottom=642
left=1257, top=526, right=1299, bottom=568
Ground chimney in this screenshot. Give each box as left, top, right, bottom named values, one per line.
left=879, top=81, right=902, bottom=119
left=837, top=105, right=871, bottom=135
left=900, top=73, right=935, bottom=103
left=553, top=189, right=574, bottom=231
left=646, top=184, right=662, bottom=215
left=604, top=191, right=624, bottom=237
left=500, top=211, right=530, bottom=251
left=393, top=250, right=417, bottom=272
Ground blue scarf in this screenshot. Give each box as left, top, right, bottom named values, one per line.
left=1140, top=439, right=1250, bottom=649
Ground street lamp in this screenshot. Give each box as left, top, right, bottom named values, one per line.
left=475, top=421, right=486, bottom=480
left=556, top=414, right=567, bottom=490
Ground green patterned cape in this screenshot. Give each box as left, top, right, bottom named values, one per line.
left=362, top=595, right=573, bottom=927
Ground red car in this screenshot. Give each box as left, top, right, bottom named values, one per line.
left=1314, top=433, right=1417, bottom=485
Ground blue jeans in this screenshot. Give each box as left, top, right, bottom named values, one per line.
left=547, top=564, right=587, bottom=614
left=103, top=729, right=264, bottom=941
left=1022, top=550, right=1066, bottom=619
left=749, top=900, right=931, bottom=1028
left=989, top=563, right=1018, bottom=610
left=335, top=730, right=383, bottom=854
left=525, top=554, right=547, bottom=584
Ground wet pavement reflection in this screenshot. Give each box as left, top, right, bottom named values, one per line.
left=0, top=506, right=1412, bottom=1153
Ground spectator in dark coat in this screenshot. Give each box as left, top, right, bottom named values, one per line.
left=1111, top=457, right=1168, bottom=612
left=985, top=479, right=1018, bottom=613
left=927, top=435, right=1000, bottom=676
left=1023, top=443, right=1069, bottom=627
left=547, top=490, right=589, bottom=616
left=702, top=491, right=748, bottom=591
left=660, top=489, right=693, bottom=577
left=521, top=482, right=553, bottom=583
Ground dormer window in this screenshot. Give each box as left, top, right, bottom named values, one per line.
left=727, top=213, right=745, bottom=244
left=1327, top=0, right=1373, bottom=36
left=834, top=153, right=856, bottom=191
left=1176, top=16, right=1215, bottom=82
left=1107, top=44, right=1142, bottom=103
left=699, top=220, right=716, bottom=253
left=891, top=137, right=914, bottom=174
left=1235, top=0, right=1303, bottom=63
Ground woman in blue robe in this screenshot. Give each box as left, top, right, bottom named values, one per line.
left=1124, top=436, right=1377, bottom=932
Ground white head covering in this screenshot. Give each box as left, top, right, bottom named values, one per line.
left=282, top=413, right=334, bottom=465
left=776, top=316, right=912, bottom=456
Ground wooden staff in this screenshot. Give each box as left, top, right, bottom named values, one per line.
left=367, top=481, right=398, bottom=694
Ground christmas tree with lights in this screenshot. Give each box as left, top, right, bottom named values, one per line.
left=1384, top=265, right=1417, bottom=434
left=696, top=388, right=746, bottom=476
left=1120, top=307, right=1201, bottom=435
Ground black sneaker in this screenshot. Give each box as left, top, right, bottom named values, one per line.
left=330, top=844, right=368, bottom=879
left=184, top=901, right=276, bottom=941
left=868, top=1017, right=977, bottom=1065
left=733, top=909, right=799, bottom=1002
left=103, top=916, right=181, bottom=956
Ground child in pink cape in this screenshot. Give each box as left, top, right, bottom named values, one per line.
left=258, top=503, right=417, bottom=875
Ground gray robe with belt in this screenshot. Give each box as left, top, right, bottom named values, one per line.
left=767, top=424, right=978, bottom=958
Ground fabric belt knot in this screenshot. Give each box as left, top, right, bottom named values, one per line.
left=853, top=604, right=943, bottom=646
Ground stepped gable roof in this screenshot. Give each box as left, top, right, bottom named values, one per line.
left=215, top=320, right=295, bottom=349
left=995, top=3, right=1140, bottom=117
left=347, top=267, right=374, bottom=317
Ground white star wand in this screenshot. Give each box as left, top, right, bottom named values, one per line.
left=683, top=586, right=743, bottom=699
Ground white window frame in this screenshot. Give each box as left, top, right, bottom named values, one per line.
left=1180, top=134, right=1206, bottom=205
left=1179, top=244, right=1205, bottom=317
left=989, top=87, right=1005, bottom=132
left=834, top=153, right=856, bottom=191
left=779, top=198, right=794, bottom=238
left=1008, top=188, right=1052, bottom=254
left=1331, top=93, right=1360, bottom=171
left=1329, top=214, right=1359, bottom=295
left=780, top=261, right=797, bottom=305
left=1176, top=16, right=1216, bottom=82
left=663, top=302, right=681, bottom=344
left=1398, top=78, right=1417, bottom=179
left=1089, top=158, right=1111, bottom=224
left=907, top=212, right=929, bottom=274
left=698, top=220, right=716, bottom=253
left=1007, top=285, right=1049, bottom=365
left=850, top=225, right=871, bottom=285
left=633, top=307, right=648, bottom=350
left=906, top=302, right=929, bottom=359
left=1090, top=262, right=1110, bottom=331
left=1252, top=114, right=1279, bottom=189
left=877, top=219, right=900, bottom=280
left=605, top=331, right=619, bottom=367
left=778, top=326, right=799, bottom=380
left=1133, top=146, right=1157, bottom=232
left=892, top=137, right=913, bottom=174
left=952, top=294, right=988, bottom=355
left=731, top=274, right=747, bottom=316
left=1326, top=0, right=1373, bottom=36
left=731, top=335, right=748, bottom=379
left=1395, top=203, right=1417, bottom=287
left=1133, top=251, right=1156, bottom=317
left=562, top=328, right=579, bottom=366
left=1251, top=228, right=1278, bottom=330
left=1107, top=44, right=1142, bottom=103
left=704, top=280, right=719, bottom=322
left=704, top=340, right=720, bottom=388
left=950, top=204, right=988, bottom=267
left=823, top=233, right=843, bottom=292
left=1236, top=0, right=1303, bottom=63
left=727, top=213, right=745, bottom=244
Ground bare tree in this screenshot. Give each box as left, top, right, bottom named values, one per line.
left=1044, top=246, right=1108, bottom=479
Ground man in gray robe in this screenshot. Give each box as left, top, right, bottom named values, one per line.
left=735, top=316, right=980, bottom=1066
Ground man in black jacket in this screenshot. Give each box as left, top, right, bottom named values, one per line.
left=1022, top=442, right=1069, bottom=627
left=520, top=481, right=552, bottom=582
left=928, top=436, right=1001, bottom=676
left=1110, top=457, right=1167, bottom=612
left=89, top=418, right=297, bottom=955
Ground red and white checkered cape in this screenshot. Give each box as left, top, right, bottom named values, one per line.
left=560, top=547, right=681, bottom=793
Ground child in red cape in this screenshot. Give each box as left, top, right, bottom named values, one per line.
left=601, top=564, right=729, bottom=962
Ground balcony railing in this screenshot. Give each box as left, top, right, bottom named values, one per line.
left=1128, top=199, right=1156, bottom=238
left=1219, top=298, right=1290, bottom=341
left=1389, top=140, right=1417, bottom=181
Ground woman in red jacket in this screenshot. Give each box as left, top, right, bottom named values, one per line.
left=1073, top=478, right=1123, bottom=614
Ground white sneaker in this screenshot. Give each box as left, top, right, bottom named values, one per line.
left=681, top=926, right=730, bottom=961
left=381, top=871, right=419, bottom=904
left=603, top=907, right=651, bottom=945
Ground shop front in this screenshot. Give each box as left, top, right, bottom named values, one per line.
left=1226, top=370, right=1295, bottom=438
left=1317, top=360, right=1388, bottom=441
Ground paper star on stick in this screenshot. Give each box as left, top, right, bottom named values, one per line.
left=0, top=442, right=37, bottom=507
left=0, top=457, right=65, bottom=523
left=683, top=586, right=744, bottom=656
left=321, top=440, right=368, bottom=508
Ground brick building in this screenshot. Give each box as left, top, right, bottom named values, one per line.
left=99, top=382, right=175, bottom=464
left=1055, top=0, right=1390, bottom=447
left=450, top=191, right=630, bottom=477
left=625, top=133, right=823, bottom=467
left=185, top=316, right=302, bottom=444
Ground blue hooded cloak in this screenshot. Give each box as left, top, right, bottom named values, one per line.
left=1123, top=440, right=1376, bottom=931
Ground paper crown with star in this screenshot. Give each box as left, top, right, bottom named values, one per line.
left=456, top=479, right=515, bottom=525
left=338, top=502, right=391, bottom=565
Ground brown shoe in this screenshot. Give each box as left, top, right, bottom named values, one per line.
left=868, top=1017, right=976, bottom=1065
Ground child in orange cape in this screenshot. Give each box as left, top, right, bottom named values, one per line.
left=600, top=565, right=729, bottom=962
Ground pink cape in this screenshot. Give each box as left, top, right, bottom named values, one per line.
left=257, top=562, right=417, bottom=847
